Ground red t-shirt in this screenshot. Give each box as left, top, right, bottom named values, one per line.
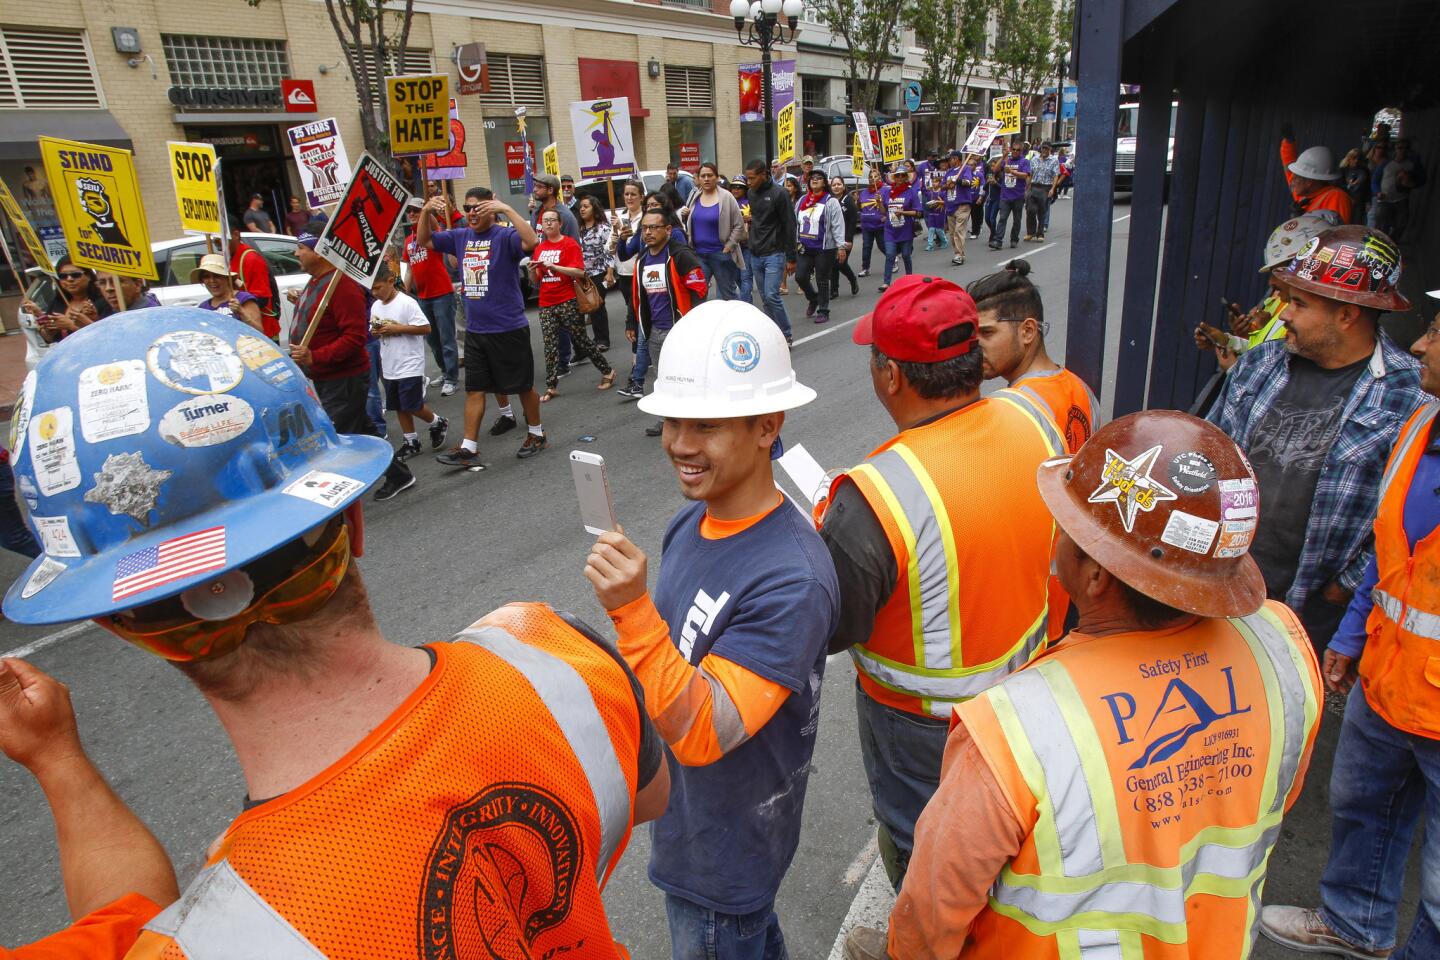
left=404, top=232, right=453, bottom=300
left=533, top=235, right=583, bottom=308
left=228, top=242, right=279, bottom=338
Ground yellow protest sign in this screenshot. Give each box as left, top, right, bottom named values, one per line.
left=39, top=137, right=155, bottom=281
left=0, top=177, right=54, bottom=274
left=166, top=141, right=221, bottom=235
left=386, top=74, right=450, bottom=154
left=852, top=133, right=865, bottom=177
left=880, top=122, right=906, bottom=163
left=542, top=142, right=559, bottom=176
left=993, top=95, right=1021, bottom=136
left=776, top=101, right=796, bottom=166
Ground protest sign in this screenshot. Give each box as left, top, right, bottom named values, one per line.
left=287, top=119, right=351, bottom=207
left=852, top=133, right=865, bottom=177
left=166, top=142, right=221, bottom=236
left=39, top=137, right=155, bottom=280
left=314, top=153, right=411, bottom=287
left=853, top=112, right=877, bottom=161
left=880, top=122, right=906, bottom=163
left=776, top=102, right=796, bottom=165
left=993, top=95, right=1021, bottom=136
left=962, top=118, right=1004, bottom=157
left=426, top=100, right=466, bottom=180
left=571, top=97, right=636, bottom=179
left=542, top=143, right=559, bottom=176
left=386, top=74, right=450, bottom=154
left=0, top=177, right=55, bottom=274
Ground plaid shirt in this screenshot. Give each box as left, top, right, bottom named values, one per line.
left=1208, top=334, right=1425, bottom=611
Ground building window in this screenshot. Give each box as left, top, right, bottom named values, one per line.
left=664, top=65, right=714, bottom=111
left=345, top=45, right=434, bottom=106
left=0, top=28, right=102, bottom=108
left=660, top=0, right=710, bottom=7
left=162, top=35, right=290, bottom=88
left=480, top=53, right=547, bottom=112
left=801, top=76, right=828, bottom=109
left=802, top=4, right=827, bottom=24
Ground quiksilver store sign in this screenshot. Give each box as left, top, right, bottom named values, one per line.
left=168, top=87, right=283, bottom=110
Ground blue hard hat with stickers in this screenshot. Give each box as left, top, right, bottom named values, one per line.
left=3, top=306, right=392, bottom=625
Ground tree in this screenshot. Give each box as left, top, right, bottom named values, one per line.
left=905, top=0, right=996, bottom=151
left=812, top=0, right=906, bottom=117
left=247, top=0, right=416, bottom=158
left=992, top=0, right=1063, bottom=127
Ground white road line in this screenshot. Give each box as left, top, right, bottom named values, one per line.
left=791, top=316, right=860, bottom=348
left=1028, top=242, right=1057, bottom=256
left=827, top=856, right=897, bottom=960
left=1114, top=213, right=1132, bottom=223
left=842, top=835, right=880, bottom=885
left=2, top=621, right=95, bottom=661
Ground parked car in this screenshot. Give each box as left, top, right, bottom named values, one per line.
left=20, top=233, right=309, bottom=371
left=574, top=169, right=697, bottom=214
left=817, top=154, right=865, bottom=191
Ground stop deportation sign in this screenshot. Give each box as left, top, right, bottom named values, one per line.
left=386, top=74, right=450, bottom=154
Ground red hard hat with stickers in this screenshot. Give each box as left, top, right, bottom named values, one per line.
left=1277, top=224, right=1410, bottom=312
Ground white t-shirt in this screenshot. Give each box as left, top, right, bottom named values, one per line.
left=371, top=291, right=429, bottom=380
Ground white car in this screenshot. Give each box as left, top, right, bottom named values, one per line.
left=20, top=233, right=309, bottom=372
left=574, top=169, right=697, bottom=213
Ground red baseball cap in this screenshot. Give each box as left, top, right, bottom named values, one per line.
left=853, top=275, right=979, bottom=362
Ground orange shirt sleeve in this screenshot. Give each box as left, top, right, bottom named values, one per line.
left=5, top=893, right=160, bottom=960
left=1279, top=138, right=1298, bottom=185
left=1311, top=188, right=1353, bottom=225
left=608, top=593, right=790, bottom=766
left=888, top=722, right=1028, bottom=960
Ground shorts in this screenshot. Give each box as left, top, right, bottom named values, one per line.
left=464, top=327, right=535, bottom=394
left=383, top=375, right=426, bottom=412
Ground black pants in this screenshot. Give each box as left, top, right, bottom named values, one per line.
left=830, top=252, right=858, bottom=297
left=969, top=200, right=985, bottom=237
left=314, top=372, right=413, bottom=487
left=584, top=272, right=612, bottom=347
left=796, top=247, right=836, bottom=316
left=1025, top=187, right=1049, bottom=237
left=993, top=197, right=1024, bottom=243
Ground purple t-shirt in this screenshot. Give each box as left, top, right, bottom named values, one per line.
left=197, top=290, right=258, bottom=318
left=795, top=196, right=830, bottom=252
left=881, top=185, right=920, bottom=244
left=949, top=163, right=982, bottom=209
left=1000, top=157, right=1031, bottom=203
left=430, top=225, right=527, bottom=334
left=639, top=248, right=675, bottom=331
left=857, top=188, right=885, bottom=231
left=691, top=199, right=724, bottom=254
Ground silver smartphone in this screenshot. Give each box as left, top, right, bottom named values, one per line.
left=570, top=450, right=618, bottom=535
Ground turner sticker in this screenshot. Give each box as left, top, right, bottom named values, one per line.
left=77, top=360, right=150, bottom=443
left=159, top=396, right=254, bottom=448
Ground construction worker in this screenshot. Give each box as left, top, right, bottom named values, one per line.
left=1279, top=126, right=1353, bottom=222
left=3, top=307, right=669, bottom=959
left=969, top=258, right=1101, bottom=454
left=584, top=299, right=839, bottom=959
left=817, top=274, right=1066, bottom=889
left=1260, top=313, right=1440, bottom=960
left=845, top=410, right=1323, bottom=960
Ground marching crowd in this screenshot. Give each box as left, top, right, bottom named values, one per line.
left=0, top=111, right=1437, bottom=960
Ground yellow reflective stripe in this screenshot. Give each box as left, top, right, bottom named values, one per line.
left=850, top=461, right=927, bottom=669
left=987, top=899, right=1188, bottom=945
left=891, top=442, right=963, bottom=664
left=993, top=388, right=1066, bottom=457
left=990, top=684, right=1066, bottom=877
left=1379, top=403, right=1438, bottom=499
left=1230, top=607, right=1313, bottom=816
left=1041, top=662, right=1127, bottom=870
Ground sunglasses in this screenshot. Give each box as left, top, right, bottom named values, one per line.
left=58, top=271, right=85, bottom=279
left=462, top=203, right=484, bottom=212
left=99, top=517, right=351, bottom=661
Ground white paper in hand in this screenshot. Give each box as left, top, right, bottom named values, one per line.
left=777, top=443, right=829, bottom=508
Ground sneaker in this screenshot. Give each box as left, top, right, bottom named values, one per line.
left=878, top=284, right=889, bottom=292
left=1024, top=234, right=1035, bottom=241
left=488, top=414, right=517, bottom=436
left=815, top=312, right=829, bottom=324
left=374, top=474, right=416, bottom=501
left=555, top=365, right=572, bottom=379
left=597, top=342, right=610, bottom=352
left=858, top=268, right=869, bottom=277
left=951, top=256, right=964, bottom=265
left=517, top=432, right=548, bottom=458
left=1259, top=907, right=1391, bottom=959
left=441, top=382, right=456, bottom=397
left=644, top=420, right=663, bottom=437
left=428, top=415, right=449, bottom=449
left=617, top=384, right=643, bottom=401
left=1010, top=240, right=1019, bottom=248
left=428, top=376, right=445, bottom=387
left=843, top=927, right=889, bottom=960
left=436, top=446, right=480, bottom=467
left=806, top=301, right=817, bottom=318
left=395, top=438, right=422, bottom=461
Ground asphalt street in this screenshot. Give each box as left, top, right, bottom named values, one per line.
left=0, top=199, right=1422, bottom=956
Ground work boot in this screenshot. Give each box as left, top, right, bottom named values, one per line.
left=843, top=926, right=890, bottom=960
left=1259, top=906, right=1392, bottom=959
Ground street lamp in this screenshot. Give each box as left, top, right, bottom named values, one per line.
left=731, top=0, right=802, bottom=167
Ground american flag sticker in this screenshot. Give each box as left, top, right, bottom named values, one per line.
left=112, top=526, right=227, bottom=602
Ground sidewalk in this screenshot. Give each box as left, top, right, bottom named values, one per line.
left=0, top=331, right=24, bottom=422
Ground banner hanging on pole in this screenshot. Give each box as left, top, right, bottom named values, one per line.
left=39, top=136, right=156, bottom=281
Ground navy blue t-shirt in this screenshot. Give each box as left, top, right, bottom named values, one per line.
left=649, top=499, right=840, bottom=913
left=430, top=225, right=527, bottom=334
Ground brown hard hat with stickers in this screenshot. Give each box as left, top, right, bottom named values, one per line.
left=1036, top=410, right=1266, bottom=619
left=1278, top=224, right=1410, bottom=312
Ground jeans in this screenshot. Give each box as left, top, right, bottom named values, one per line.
left=750, top=252, right=791, bottom=337
left=313, top=372, right=413, bottom=489
left=984, top=193, right=1001, bottom=238
left=664, top=894, right=788, bottom=960
left=994, top=197, right=1025, bottom=244
left=629, top=322, right=671, bottom=389
left=859, top=226, right=884, bottom=272
left=0, top=456, right=39, bottom=558
left=925, top=226, right=947, bottom=249
left=882, top=237, right=913, bottom=285
left=699, top=250, right=740, bottom=301
left=418, top=291, right=458, bottom=385
left=855, top=681, right=949, bottom=890
left=1318, top=687, right=1440, bottom=958
left=365, top=340, right=386, bottom=437
left=737, top=248, right=755, bottom=303
left=795, top=247, right=836, bottom=317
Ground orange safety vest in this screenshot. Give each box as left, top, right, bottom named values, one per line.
left=831, top=392, right=1065, bottom=718
left=1362, top=401, right=1440, bottom=738
left=999, top=367, right=1103, bottom=456
left=957, top=601, right=1321, bottom=959
left=125, top=603, right=642, bottom=960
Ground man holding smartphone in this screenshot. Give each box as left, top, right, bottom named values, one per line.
left=584, top=300, right=839, bottom=959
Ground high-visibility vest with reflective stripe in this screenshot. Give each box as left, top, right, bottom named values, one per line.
left=125, top=603, right=641, bottom=960
left=1000, top=366, right=1103, bottom=456
left=1362, top=401, right=1440, bottom=739
left=956, top=601, right=1321, bottom=959
left=834, top=393, right=1064, bottom=718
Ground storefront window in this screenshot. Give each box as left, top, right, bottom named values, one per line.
left=668, top=117, right=716, bottom=167
left=184, top=125, right=292, bottom=236
left=482, top=116, right=551, bottom=211
left=0, top=160, right=65, bottom=295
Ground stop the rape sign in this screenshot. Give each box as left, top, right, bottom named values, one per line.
left=386, top=74, right=450, bottom=154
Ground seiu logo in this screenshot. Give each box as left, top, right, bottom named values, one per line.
left=1101, top=667, right=1251, bottom=770
left=679, top=589, right=730, bottom=660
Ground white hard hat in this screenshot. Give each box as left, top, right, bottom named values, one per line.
left=1260, top=209, right=1343, bottom=273
left=1287, top=145, right=1340, bottom=181
left=638, top=300, right=816, bottom=418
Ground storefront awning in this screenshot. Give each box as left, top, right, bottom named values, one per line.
left=803, top=106, right=848, bottom=125
left=869, top=111, right=899, bottom=125
left=0, top=109, right=131, bottom=160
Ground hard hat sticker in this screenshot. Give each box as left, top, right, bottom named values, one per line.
left=146, top=331, right=244, bottom=396
left=112, top=526, right=227, bottom=603
left=1086, top=445, right=1177, bottom=532
left=721, top=331, right=762, bottom=373
left=9, top=371, right=35, bottom=459
left=1167, top=451, right=1216, bottom=495
left=236, top=335, right=301, bottom=392
left=31, top=515, right=81, bottom=558
left=283, top=470, right=366, bottom=508
left=83, top=451, right=172, bottom=525
left=20, top=556, right=67, bottom=599
left=158, top=396, right=255, bottom=448
left=1159, top=510, right=1219, bottom=554
left=1218, top=477, right=1257, bottom=521
left=28, top=408, right=81, bottom=496
left=1214, top=519, right=1257, bottom=559
left=78, top=360, right=150, bottom=443
left=17, top=474, right=38, bottom=511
